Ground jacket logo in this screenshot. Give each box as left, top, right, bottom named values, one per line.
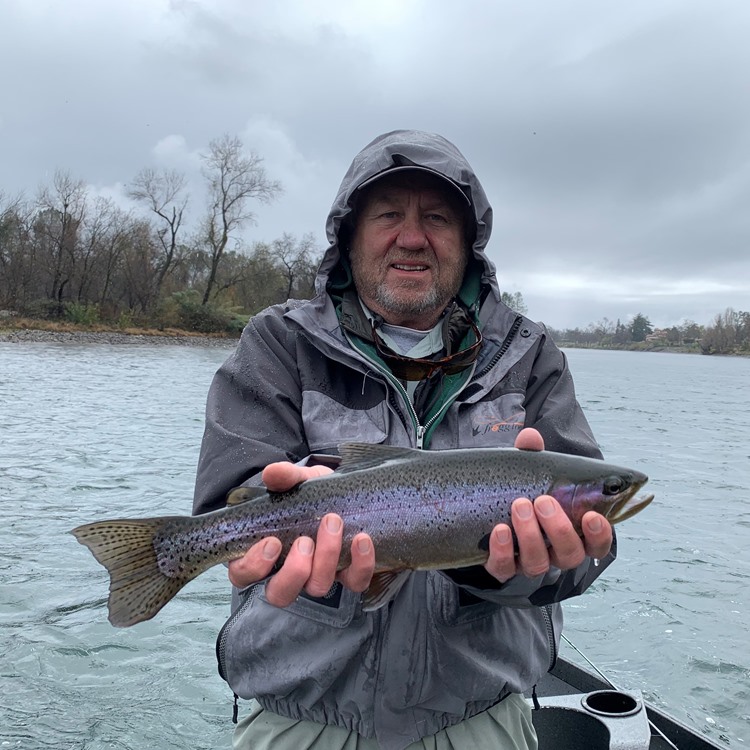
left=471, top=413, right=524, bottom=437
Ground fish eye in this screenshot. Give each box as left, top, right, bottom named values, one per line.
left=602, top=475, right=628, bottom=496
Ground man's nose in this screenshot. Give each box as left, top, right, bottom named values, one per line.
left=396, top=214, right=429, bottom=249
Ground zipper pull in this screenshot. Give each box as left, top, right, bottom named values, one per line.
left=416, top=425, right=426, bottom=449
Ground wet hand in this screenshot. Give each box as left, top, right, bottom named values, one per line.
left=227, top=462, right=376, bottom=607
left=483, top=428, right=613, bottom=583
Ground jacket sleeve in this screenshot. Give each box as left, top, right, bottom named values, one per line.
left=192, top=306, right=308, bottom=516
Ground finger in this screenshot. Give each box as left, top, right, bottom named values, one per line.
left=264, top=536, right=315, bottom=607
left=514, top=428, right=544, bottom=452
left=337, top=533, right=376, bottom=593
left=305, top=514, right=345, bottom=598
left=261, top=462, right=333, bottom=493
left=533, top=495, right=586, bottom=571
left=227, top=537, right=282, bottom=589
left=581, top=511, right=613, bottom=560
left=483, top=524, right=517, bottom=583
left=513, top=498, right=550, bottom=578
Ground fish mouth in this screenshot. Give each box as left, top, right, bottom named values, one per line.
left=605, top=493, right=655, bottom=524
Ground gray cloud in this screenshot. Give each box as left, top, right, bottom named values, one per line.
left=1, top=0, right=748, bottom=329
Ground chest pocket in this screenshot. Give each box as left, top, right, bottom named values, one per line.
left=302, top=389, right=389, bottom=452
left=455, top=391, right=526, bottom=447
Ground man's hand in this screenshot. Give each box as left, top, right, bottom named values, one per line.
left=483, top=428, right=613, bottom=583
left=227, top=463, right=376, bottom=608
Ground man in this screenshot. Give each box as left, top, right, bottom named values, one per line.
left=193, top=130, right=614, bottom=750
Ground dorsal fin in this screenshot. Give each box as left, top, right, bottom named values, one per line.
left=338, top=442, right=421, bottom=473
left=225, top=485, right=268, bottom=506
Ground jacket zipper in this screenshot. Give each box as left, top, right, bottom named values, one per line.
left=417, top=363, right=477, bottom=448
left=216, top=584, right=263, bottom=682
left=385, top=372, right=425, bottom=447
left=379, top=364, right=474, bottom=449
left=342, top=331, right=477, bottom=448
left=541, top=605, right=558, bottom=671
left=474, top=315, right=523, bottom=380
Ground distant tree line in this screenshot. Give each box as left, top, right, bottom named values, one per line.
left=2, top=143, right=747, bottom=353
left=545, top=309, right=750, bottom=356
left=0, top=134, right=321, bottom=333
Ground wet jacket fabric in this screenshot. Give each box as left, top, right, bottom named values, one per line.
left=193, top=130, right=615, bottom=750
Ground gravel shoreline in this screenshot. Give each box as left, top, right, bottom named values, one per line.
left=0, top=328, right=239, bottom=347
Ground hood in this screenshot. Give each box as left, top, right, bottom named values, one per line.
left=316, top=130, right=498, bottom=300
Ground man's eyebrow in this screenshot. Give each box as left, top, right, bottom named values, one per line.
left=368, top=190, right=456, bottom=210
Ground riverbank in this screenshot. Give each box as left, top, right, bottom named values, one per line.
left=558, top=342, right=702, bottom=354
left=0, top=319, right=239, bottom=347
left=3, top=320, right=747, bottom=356
left=559, top=341, right=750, bottom=357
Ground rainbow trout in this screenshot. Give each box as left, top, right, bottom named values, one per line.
left=72, top=443, right=653, bottom=627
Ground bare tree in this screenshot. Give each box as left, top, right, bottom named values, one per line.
left=74, top=195, right=117, bottom=304
left=271, top=232, right=319, bottom=299
left=199, top=134, right=282, bottom=305
left=0, top=191, right=33, bottom=309
left=127, top=168, right=189, bottom=302
left=88, top=201, right=135, bottom=310
left=35, top=171, right=87, bottom=308
left=230, top=241, right=282, bottom=313
left=119, top=220, right=160, bottom=314
left=702, top=307, right=746, bottom=354
left=500, top=290, right=528, bottom=315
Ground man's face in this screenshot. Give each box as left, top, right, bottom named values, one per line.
left=349, top=173, right=469, bottom=329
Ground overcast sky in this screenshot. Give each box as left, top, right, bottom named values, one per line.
left=2, top=0, right=749, bottom=330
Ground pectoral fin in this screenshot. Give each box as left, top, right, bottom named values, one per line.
left=362, top=569, right=411, bottom=611
left=226, top=486, right=267, bottom=506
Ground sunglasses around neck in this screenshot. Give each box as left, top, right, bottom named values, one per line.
left=370, top=318, right=483, bottom=380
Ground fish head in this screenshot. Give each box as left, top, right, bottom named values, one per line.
left=549, top=466, right=654, bottom=533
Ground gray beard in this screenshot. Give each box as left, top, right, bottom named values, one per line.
left=349, top=247, right=468, bottom=322
left=370, top=284, right=442, bottom=317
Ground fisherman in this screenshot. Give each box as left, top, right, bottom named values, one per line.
left=193, top=130, right=615, bottom=750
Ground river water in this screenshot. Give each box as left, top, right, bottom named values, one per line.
left=0, top=342, right=747, bottom=748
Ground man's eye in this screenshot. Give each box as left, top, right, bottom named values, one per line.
left=426, top=213, right=449, bottom=223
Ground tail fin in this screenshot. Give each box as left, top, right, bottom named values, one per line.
left=72, top=518, right=192, bottom=627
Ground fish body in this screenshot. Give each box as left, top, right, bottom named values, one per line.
left=72, top=443, right=653, bottom=627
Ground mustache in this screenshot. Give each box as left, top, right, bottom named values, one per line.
left=385, top=249, right=436, bottom=265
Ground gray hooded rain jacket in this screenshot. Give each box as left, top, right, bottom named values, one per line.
left=193, top=130, right=615, bottom=750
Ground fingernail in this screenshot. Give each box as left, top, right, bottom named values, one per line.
left=515, top=500, right=533, bottom=520
left=326, top=514, right=342, bottom=533
left=262, top=538, right=281, bottom=560
left=357, top=536, right=371, bottom=555
left=297, top=537, right=314, bottom=555
left=495, top=527, right=511, bottom=545
left=587, top=516, right=603, bottom=533
left=535, top=497, right=555, bottom=518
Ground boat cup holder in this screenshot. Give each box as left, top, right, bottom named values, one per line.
left=531, top=689, right=651, bottom=750
left=582, top=690, right=642, bottom=717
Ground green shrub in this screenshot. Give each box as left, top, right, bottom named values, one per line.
left=64, top=302, right=100, bottom=326
left=116, top=310, right=135, bottom=329
left=226, top=313, right=248, bottom=334
left=157, top=290, right=243, bottom=333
